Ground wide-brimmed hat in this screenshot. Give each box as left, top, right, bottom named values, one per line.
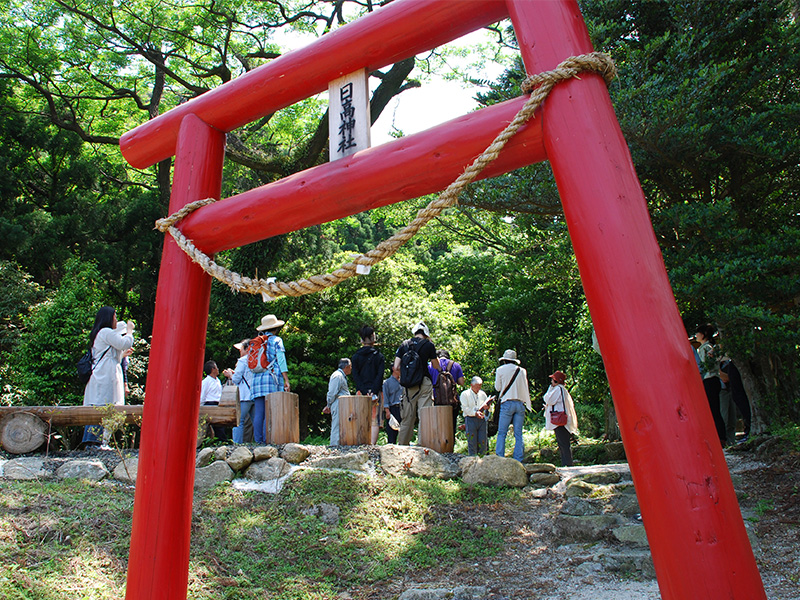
left=233, top=339, right=250, bottom=351
left=256, top=314, right=285, bottom=331
left=410, top=321, right=430, bottom=337
left=549, top=370, right=566, bottom=385
left=499, top=349, right=520, bottom=364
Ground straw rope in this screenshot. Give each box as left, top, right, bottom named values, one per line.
left=155, top=52, right=616, bottom=301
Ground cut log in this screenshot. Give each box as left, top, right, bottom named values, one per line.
left=418, top=405, right=454, bottom=453
left=267, top=392, right=299, bottom=444
left=0, top=412, right=48, bottom=454
left=0, top=405, right=236, bottom=427
left=220, top=385, right=240, bottom=426
left=338, top=395, right=371, bottom=446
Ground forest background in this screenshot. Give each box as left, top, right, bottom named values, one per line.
left=0, top=0, right=797, bottom=443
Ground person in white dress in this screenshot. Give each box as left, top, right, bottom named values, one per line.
left=82, top=306, right=134, bottom=448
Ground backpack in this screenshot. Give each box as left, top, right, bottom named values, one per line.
left=247, top=335, right=270, bottom=373
left=77, top=346, right=109, bottom=384
left=434, top=361, right=458, bottom=406
left=399, top=339, right=426, bottom=388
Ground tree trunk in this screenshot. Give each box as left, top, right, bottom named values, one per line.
left=267, top=392, right=299, bottom=444
left=418, top=405, right=454, bottom=453
left=0, top=412, right=48, bottom=454
left=0, top=405, right=235, bottom=426
left=338, top=395, right=371, bottom=446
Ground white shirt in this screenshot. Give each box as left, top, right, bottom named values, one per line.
left=200, top=375, right=222, bottom=405
left=460, top=388, right=488, bottom=417
left=494, top=363, right=531, bottom=410
left=543, top=383, right=578, bottom=434
left=83, top=326, right=133, bottom=407
left=230, top=355, right=254, bottom=402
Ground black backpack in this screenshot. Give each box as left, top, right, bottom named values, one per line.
left=399, top=339, right=426, bottom=388
left=434, top=361, right=458, bottom=406
left=77, top=346, right=109, bottom=384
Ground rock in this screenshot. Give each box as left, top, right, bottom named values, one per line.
left=592, top=549, right=656, bottom=579
left=608, top=493, right=640, bottom=516
left=214, top=446, right=230, bottom=461
left=565, top=479, right=595, bottom=497
left=528, top=487, right=548, bottom=499
left=56, top=459, right=109, bottom=481
left=554, top=514, right=625, bottom=542
left=613, top=523, right=649, bottom=547
left=3, top=457, right=48, bottom=480
left=306, top=451, right=370, bottom=472
left=302, top=502, right=341, bottom=526
left=573, top=470, right=622, bottom=485
left=194, top=460, right=234, bottom=491
left=114, top=457, right=139, bottom=484
left=399, top=587, right=488, bottom=600
left=602, top=441, right=626, bottom=462
left=525, top=462, right=557, bottom=474
left=244, top=456, right=291, bottom=481
left=561, top=496, right=603, bottom=516
left=253, top=446, right=278, bottom=461
left=226, top=446, right=253, bottom=472
left=196, top=447, right=215, bottom=467
left=281, top=443, right=310, bottom=464
left=461, top=454, right=528, bottom=488
left=574, top=561, right=604, bottom=577
left=380, top=445, right=459, bottom=479
left=0, top=458, right=6, bottom=476
left=529, top=472, right=560, bottom=487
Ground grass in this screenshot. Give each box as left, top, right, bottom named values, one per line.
left=0, top=471, right=522, bottom=600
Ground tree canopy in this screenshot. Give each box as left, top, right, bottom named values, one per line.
left=0, top=0, right=797, bottom=438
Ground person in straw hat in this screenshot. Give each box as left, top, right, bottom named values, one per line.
left=251, top=314, right=290, bottom=443
left=493, top=349, right=531, bottom=462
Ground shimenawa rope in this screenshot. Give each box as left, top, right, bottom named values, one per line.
left=155, top=52, right=616, bottom=301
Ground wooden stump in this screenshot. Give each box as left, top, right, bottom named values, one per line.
left=220, top=385, right=240, bottom=426
left=338, top=395, right=371, bottom=446
left=267, top=392, right=299, bottom=444
left=418, top=405, right=454, bottom=453
left=0, top=412, right=48, bottom=454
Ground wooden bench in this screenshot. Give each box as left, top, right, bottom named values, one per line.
left=0, top=403, right=237, bottom=454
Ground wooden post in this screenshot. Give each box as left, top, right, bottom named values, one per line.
left=338, top=395, right=371, bottom=446
left=418, top=405, right=454, bottom=453
left=266, top=392, right=299, bottom=444
left=220, top=386, right=240, bottom=427
left=125, top=115, right=225, bottom=600
left=506, top=1, right=766, bottom=598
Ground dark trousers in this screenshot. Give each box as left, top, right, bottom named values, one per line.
left=703, top=376, right=726, bottom=444
left=554, top=426, right=573, bottom=466
left=385, top=404, right=402, bottom=444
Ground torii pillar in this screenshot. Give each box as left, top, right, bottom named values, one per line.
left=120, top=1, right=766, bottom=599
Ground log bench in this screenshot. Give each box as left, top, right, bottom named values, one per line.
left=0, top=404, right=237, bottom=454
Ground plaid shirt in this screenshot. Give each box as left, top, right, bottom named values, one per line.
left=252, top=334, right=286, bottom=398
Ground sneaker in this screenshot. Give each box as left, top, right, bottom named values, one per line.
left=100, top=444, right=112, bottom=451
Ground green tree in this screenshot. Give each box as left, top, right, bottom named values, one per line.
left=12, top=259, right=110, bottom=405
left=580, top=0, right=800, bottom=426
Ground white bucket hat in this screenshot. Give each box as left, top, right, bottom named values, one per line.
left=256, top=314, right=285, bottom=331
left=410, top=321, right=430, bottom=337
left=499, top=349, right=520, bottom=364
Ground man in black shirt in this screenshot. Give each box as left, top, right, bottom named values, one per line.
left=393, top=322, right=440, bottom=445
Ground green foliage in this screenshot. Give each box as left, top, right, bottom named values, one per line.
left=11, top=259, right=110, bottom=405
left=0, top=260, right=45, bottom=356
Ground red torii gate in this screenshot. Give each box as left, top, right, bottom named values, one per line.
left=119, top=1, right=766, bottom=599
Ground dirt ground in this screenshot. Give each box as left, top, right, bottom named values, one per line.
left=358, top=440, right=800, bottom=600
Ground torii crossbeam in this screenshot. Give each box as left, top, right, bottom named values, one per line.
left=119, top=1, right=766, bottom=599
